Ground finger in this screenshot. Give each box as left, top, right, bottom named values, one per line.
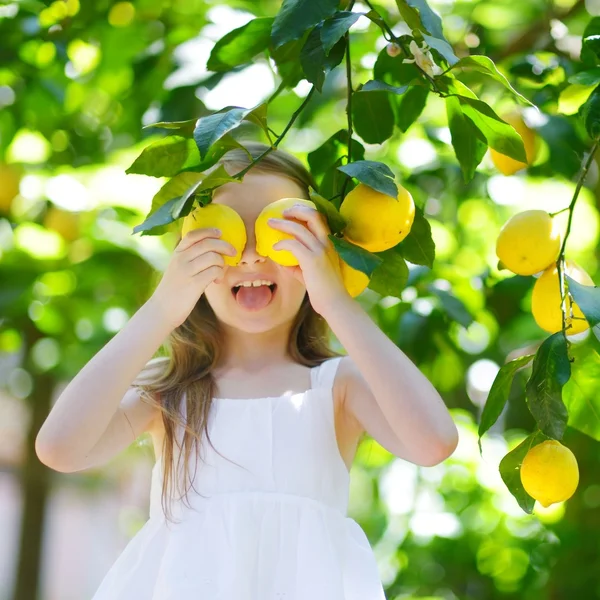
left=268, top=218, right=321, bottom=252
left=185, top=238, right=236, bottom=263
left=272, top=238, right=312, bottom=263
left=281, top=205, right=331, bottom=247
left=177, top=227, right=222, bottom=252
left=188, top=250, right=225, bottom=274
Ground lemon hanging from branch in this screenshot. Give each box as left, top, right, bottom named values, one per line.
left=339, top=183, right=416, bottom=253
left=496, top=209, right=561, bottom=276
left=520, top=440, right=579, bottom=508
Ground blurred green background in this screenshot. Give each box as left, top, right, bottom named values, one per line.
left=1, top=0, right=600, bottom=599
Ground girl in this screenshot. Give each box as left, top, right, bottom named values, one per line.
left=36, top=142, right=458, bottom=599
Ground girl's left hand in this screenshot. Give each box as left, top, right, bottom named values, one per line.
left=268, top=203, right=351, bottom=317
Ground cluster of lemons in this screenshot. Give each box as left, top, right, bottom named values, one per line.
left=496, top=208, right=595, bottom=335
left=491, top=111, right=583, bottom=509
left=181, top=183, right=416, bottom=298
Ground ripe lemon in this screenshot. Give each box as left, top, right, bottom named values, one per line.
left=520, top=440, right=579, bottom=508
left=181, top=203, right=246, bottom=266
left=340, top=183, right=415, bottom=253
left=255, top=197, right=317, bottom=267
left=490, top=111, right=539, bottom=175
left=531, top=259, right=594, bottom=334
left=339, top=255, right=370, bottom=297
left=496, top=210, right=561, bottom=276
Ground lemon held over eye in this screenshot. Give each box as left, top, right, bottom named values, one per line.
left=255, top=197, right=317, bottom=266
left=181, top=203, right=247, bottom=266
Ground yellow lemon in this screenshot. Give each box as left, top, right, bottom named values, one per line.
left=43, top=207, right=81, bottom=242
left=339, top=255, right=370, bottom=297
left=520, top=440, right=579, bottom=508
left=339, top=183, right=415, bottom=253
left=255, top=197, right=316, bottom=266
left=490, top=111, right=538, bottom=175
left=496, top=210, right=561, bottom=276
left=181, top=203, right=246, bottom=266
left=531, top=259, right=594, bottom=334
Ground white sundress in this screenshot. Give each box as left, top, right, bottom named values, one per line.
left=91, top=356, right=387, bottom=599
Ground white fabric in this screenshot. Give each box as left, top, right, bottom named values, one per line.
left=91, top=356, right=387, bottom=599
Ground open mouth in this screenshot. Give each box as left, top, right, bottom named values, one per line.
left=231, top=283, right=277, bottom=299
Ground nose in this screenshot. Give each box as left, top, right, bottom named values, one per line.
left=238, top=227, right=266, bottom=266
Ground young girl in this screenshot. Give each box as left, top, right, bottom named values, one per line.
left=36, top=142, right=458, bottom=599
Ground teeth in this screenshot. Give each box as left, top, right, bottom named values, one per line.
left=233, top=280, right=274, bottom=288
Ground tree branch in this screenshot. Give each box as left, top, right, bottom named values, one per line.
left=232, top=86, right=317, bottom=180
left=556, top=139, right=599, bottom=339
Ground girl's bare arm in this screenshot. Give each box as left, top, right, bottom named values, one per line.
left=35, top=299, right=173, bottom=472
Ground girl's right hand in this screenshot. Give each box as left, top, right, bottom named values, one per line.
left=149, top=228, right=237, bottom=329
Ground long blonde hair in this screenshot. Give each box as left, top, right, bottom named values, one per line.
left=133, top=141, right=343, bottom=523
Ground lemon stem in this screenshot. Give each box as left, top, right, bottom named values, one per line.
left=341, top=24, right=355, bottom=202
left=555, top=139, right=599, bottom=340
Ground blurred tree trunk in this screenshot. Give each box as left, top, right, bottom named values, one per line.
left=12, top=322, right=52, bottom=600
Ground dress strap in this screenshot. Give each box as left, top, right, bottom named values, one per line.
left=312, top=356, right=345, bottom=391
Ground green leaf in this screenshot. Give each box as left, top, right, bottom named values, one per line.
left=455, top=94, right=527, bottom=162
left=568, top=68, right=600, bottom=86
left=132, top=196, right=183, bottom=236
left=374, top=45, right=423, bottom=87
left=394, top=0, right=422, bottom=33
left=321, top=11, right=362, bottom=54
left=565, top=274, right=600, bottom=326
left=329, top=235, right=383, bottom=275
left=499, top=429, right=550, bottom=514
left=445, top=95, right=487, bottom=183
left=337, top=160, right=398, bottom=198
left=309, top=190, right=347, bottom=234
left=352, top=90, right=395, bottom=144
left=271, top=0, right=339, bottom=49
left=581, top=18, right=600, bottom=66
left=270, top=35, right=308, bottom=87
left=395, top=85, right=429, bottom=132
left=477, top=354, right=535, bottom=455
left=405, top=0, right=445, bottom=40
left=150, top=172, right=203, bottom=207
left=368, top=250, right=409, bottom=298
left=300, top=23, right=346, bottom=91
left=584, top=35, right=600, bottom=63
left=396, top=207, right=435, bottom=267
left=142, top=118, right=198, bottom=137
left=361, top=80, right=409, bottom=94
left=422, top=33, right=458, bottom=66
left=125, top=136, right=200, bottom=177
left=308, top=129, right=365, bottom=180
left=525, top=332, right=571, bottom=440
left=133, top=165, right=240, bottom=235
left=581, top=85, right=600, bottom=140
left=193, top=107, right=251, bottom=159
left=429, top=286, right=474, bottom=327
left=563, top=340, right=600, bottom=442
left=207, top=17, right=274, bottom=72
left=448, top=55, right=532, bottom=105
left=244, top=103, right=271, bottom=140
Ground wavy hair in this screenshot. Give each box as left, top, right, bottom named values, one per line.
left=133, top=141, right=343, bottom=524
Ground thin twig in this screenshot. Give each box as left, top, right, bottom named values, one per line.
left=232, top=86, right=317, bottom=180
left=341, top=30, right=354, bottom=201
left=556, top=139, right=599, bottom=339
